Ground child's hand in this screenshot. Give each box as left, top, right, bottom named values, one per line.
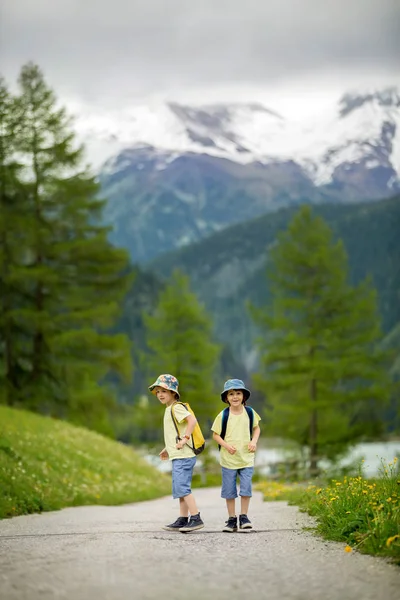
left=225, top=444, right=237, bottom=455
left=159, top=448, right=169, bottom=460
left=176, top=438, right=187, bottom=450
left=248, top=441, right=257, bottom=452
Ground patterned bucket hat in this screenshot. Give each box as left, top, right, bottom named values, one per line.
left=221, top=378, right=251, bottom=403
left=149, top=374, right=180, bottom=399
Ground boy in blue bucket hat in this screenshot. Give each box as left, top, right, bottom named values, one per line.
left=149, top=373, right=204, bottom=533
left=211, top=379, right=261, bottom=532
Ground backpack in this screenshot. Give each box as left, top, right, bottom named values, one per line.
left=171, top=401, right=205, bottom=455
left=218, top=406, right=254, bottom=450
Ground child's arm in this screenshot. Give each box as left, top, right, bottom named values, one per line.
left=175, top=414, right=197, bottom=449
left=212, top=432, right=237, bottom=455
left=248, top=425, right=261, bottom=452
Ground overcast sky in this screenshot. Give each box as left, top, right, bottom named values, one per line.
left=1, top=0, right=399, bottom=113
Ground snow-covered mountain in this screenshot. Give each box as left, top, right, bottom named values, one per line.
left=74, top=87, right=400, bottom=262
left=77, top=87, right=400, bottom=188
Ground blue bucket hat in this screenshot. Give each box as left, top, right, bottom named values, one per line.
left=149, top=373, right=180, bottom=399
left=221, top=378, right=251, bottom=403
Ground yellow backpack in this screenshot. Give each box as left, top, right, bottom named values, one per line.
left=171, top=401, right=205, bottom=455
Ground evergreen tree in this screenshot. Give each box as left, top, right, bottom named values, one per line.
left=0, top=63, right=132, bottom=429
left=143, top=270, right=220, bottom=429
left=0, top=77, right=32, bottom=405
left=251, top=206, right=389, bottom=474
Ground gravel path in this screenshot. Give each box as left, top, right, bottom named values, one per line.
left=0, top=487, right=399, bottom=600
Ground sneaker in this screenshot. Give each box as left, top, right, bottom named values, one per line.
left=162, top=516, right=189, bottom=531
left=239, top=514, right=252, bottom=530
left=222, top=516, right=238, bottom=533
left=179, top=513, right=204, bottom=533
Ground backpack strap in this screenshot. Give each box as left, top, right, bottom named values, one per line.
left=218, top=407, right=230, bottom=450
left=245, top=406, right=254, bottom=438
left=170, top=402, right=181, bottom=440
left=218, top=406, right=254, bottom=450
left=171, top=402, right=195, bottom=454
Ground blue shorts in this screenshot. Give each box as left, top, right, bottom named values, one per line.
left=221, top=466, right=254, bottom=499
left=171, top=457, right=196, bottom=499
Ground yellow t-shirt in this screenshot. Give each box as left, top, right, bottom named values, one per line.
left=211, top=407, right=261, bottom=469
left=164, top=402, right=196, bottom=460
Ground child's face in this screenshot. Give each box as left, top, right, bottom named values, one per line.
left=155, top=386, right=176, bottom=405
left=226, top=389, right=244, bottom=406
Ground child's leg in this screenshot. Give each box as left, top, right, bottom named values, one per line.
left=221, top=467, right=238, bottom=515
left=182, top=493, right=199, bottom=515
left=179, top=497, right=189, bottom=517
left=240, top=495, right=250, bottom=515
left=174, top=457, right=199, bottom=515
left=176, top=459, right=205, bottom=531
left=238, top=467, right=254, bottom=514
left=221, top=468, right=239, bottom=532
left=226, top=498, right=236, bottom=517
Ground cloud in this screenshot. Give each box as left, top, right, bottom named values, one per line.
left=1, top=0, right=399, bottom=106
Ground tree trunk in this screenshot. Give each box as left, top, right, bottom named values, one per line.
left=309, top=346, right=318, bottom=476
left=0, top=194, right=15, bottom=405
left=309, top=387, right=318, bottom=476
left=31, top=131, right=44, bottom=386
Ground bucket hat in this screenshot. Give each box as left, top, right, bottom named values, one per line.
left=149, top=374, right=180, bottom=399
left=221, top=378, right=251, bottom=403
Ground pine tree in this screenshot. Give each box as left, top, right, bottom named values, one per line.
left=251, top=206, right=389, bottom=474
left=0, top=77, right=32, bottom=405
left=143, top=270, right=220, bottom=429
left=0, top=63, right=132, bottom=428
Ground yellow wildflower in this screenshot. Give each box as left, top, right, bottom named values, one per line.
left=386, top=535, right=399, bottom=548
left=345, top=545, right=352, bottom=553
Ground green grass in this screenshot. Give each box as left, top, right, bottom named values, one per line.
left=256, top=461, right=400, bottom=564
left=0, top=406, right=171, bottom=519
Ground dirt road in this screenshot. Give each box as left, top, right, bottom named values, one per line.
left=0, top=487, right=399, bottom=600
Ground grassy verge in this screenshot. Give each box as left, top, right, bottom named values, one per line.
left=0, top=406, right=171, bottom=519
left=256, top=460, right=400, bottom=564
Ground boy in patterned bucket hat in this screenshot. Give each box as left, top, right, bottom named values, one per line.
left=149, top=374, right=204, bottom=533
left=211, top=379, right=261, bottom=532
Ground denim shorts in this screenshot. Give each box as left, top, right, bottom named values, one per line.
left=221, top=466, right=254, bottom=499
left=171, top=457, right=196, bottom=499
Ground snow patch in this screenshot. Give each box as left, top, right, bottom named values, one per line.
left=365, top=159, right=381, bottom=169
left=72, top=88, right=400, bottom=186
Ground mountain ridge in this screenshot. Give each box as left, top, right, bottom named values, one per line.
left=85, top=86, right=400, bottom=263
left=79, top=86, right=400, bottom=180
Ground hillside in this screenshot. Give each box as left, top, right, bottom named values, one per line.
left=150, top=195, right=400, bottom=368
left=0, top=407, right=170, bottom=519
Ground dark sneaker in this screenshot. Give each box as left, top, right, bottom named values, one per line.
left=179, top=513, right=204, bottom=533
left=222, top=516, right=238, bottom=533
left=239, top=514, right=252, bottom=530
left=162, top=516, right=189, bottom=531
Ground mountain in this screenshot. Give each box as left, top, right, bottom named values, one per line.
left=149, top=195, right=400, bottom=370
left=79, top=88, right=400, bottom=262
